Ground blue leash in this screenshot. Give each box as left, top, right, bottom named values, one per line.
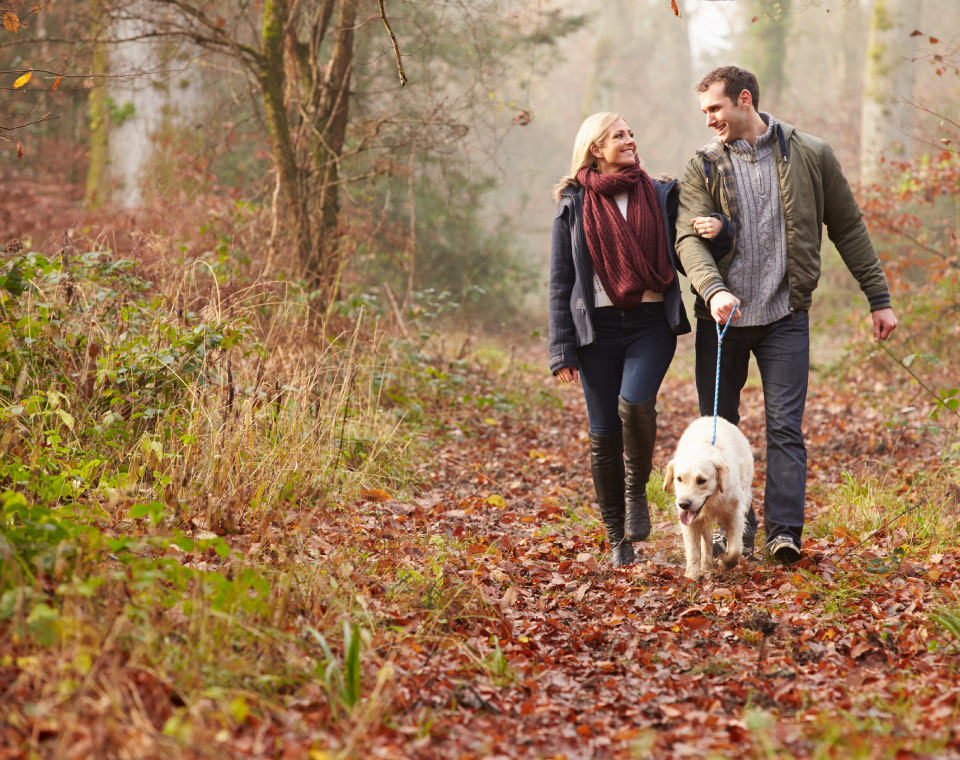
left=712, top=304, right=739, bottom=446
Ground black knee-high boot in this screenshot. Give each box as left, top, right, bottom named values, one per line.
left=589, top=432, right=635, bottom=567
left=619, top=396, right=657, bottom=542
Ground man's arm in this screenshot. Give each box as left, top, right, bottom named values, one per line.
left=676, top=158, right=736, bottom=321
left=820, top=142, right=893, bottom=314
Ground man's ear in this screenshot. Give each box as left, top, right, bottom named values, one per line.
left=738, top=88, right=753, bottom=110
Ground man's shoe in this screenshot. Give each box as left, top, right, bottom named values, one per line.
left=712, top=529, right=755, bottom=560
left=767, top=535, right=801, bottom=564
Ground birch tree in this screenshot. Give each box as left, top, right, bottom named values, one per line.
left=860, top=0, right=922, bottom=184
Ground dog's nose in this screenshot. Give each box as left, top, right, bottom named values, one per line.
left=678, top=499, right=692, bottom=510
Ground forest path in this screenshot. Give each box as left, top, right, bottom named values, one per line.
left=357, top=367, right=960, bottom=758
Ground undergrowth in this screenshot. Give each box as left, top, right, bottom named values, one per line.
left=0, top=243, right=549, bottom=757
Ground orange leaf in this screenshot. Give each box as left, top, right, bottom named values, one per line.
left=670, top=0, right=680, bottom=17
left=359, top=488, right=391, bottom=502
left=16, top=142, right=23, bottom=160
left=13, top=71, right=32, bottom=89
left=929, top=36, right=939, bottom=44
left=3, top=12, right=20, bottom=33
left=52, top=76, right=63, bottom=91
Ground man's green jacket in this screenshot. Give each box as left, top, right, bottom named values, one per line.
left=675, top=119, right=892, bottom=321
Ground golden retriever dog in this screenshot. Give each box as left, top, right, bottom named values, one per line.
left=663, top=417, right=754, bottom=581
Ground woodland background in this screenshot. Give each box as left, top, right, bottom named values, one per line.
left=1, top=0, right=960, bottom=758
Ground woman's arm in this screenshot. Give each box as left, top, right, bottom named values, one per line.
left=548, top=201, right=579, bottom=375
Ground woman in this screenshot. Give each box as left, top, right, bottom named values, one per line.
left=548, top=112, right=731, bottom=567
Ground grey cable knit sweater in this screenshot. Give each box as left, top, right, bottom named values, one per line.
left=726, top=113, right=790, bottom=326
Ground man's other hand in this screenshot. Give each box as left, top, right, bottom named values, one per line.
left=872, top=307, right=898, bottom=341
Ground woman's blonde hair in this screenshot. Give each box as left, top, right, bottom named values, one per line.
left=551, top=111, right=624, bottom=203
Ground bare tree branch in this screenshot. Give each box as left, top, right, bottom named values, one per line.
left=0, top=113, right=60, bottom=135
left=377, top=0, right=407, bottom=87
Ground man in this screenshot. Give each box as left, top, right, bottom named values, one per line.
left=675, top=65, right=898, bottom=564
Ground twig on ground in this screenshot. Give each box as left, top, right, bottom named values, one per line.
left=832, top=503, right=922, bottom=564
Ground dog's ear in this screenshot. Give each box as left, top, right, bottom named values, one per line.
left=663, top=460, right=675, bottom=493
left=715, top=462, right=728, bottom=493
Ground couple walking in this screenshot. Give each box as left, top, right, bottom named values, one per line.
left=548, top=65, right=898, bottom=568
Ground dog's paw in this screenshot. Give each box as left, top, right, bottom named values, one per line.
left=721, top=551, right=741, bottom=570
left=684, top=568, right=701, bottom=581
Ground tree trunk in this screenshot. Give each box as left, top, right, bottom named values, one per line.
left=259, top=0, right=313, bottom=266
left=312, top=0, right=357, bottom=290
left=580, top=0, right=620, bottom=116
left=860, top=0, right=922, bottom=184
left=84, top=36, right=110, bottom=208
left=742, top=0, right=792, bottom=112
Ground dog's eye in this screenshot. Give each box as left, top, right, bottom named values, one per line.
left=695, top=476, right=707, bottom=485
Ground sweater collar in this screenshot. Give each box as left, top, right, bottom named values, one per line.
left=729, top=112, right=777, bottom=157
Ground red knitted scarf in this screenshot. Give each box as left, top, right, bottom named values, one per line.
left=576, top=162, right=673, bottom=307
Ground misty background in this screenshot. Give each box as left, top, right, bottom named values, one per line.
left=4, top=0, right=958, bottom=330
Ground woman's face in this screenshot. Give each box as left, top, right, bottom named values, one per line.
left=592, top=118, right=637, bottom=174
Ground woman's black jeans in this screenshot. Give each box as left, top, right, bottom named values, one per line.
left=577, top=303, right=677, bottom=436
left=694, top=312, right=809, bottom=547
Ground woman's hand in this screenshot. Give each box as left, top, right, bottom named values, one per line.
left=691, top=216, right=722, bottom=239
left=555, top=367, right=579, bottom=384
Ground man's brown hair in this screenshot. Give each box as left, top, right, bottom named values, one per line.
left=696, top=66, right=760, bottom=111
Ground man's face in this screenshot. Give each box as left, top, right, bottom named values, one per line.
left=699, top=81, right=749, bottom=143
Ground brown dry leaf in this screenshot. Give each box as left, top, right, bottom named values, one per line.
left=670, top=0, right=680, bottom=17
left=360, top=488, right=391, bottom=502
left=3, top=12, right=19, bottom=32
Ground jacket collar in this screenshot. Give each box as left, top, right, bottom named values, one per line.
left=697, top=117, right=797, bottom=163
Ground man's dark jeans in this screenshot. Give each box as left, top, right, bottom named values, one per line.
left=694, top=312, right=809, bottom=546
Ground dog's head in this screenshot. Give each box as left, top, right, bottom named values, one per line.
left=663, top=455, right=727, bottom=526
